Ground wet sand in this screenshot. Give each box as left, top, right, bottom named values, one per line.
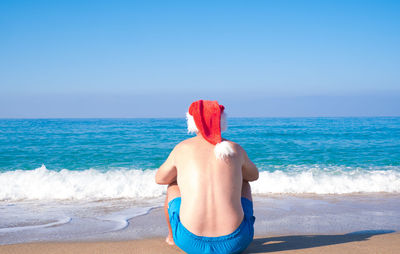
left=1, top=232, right=399, bottom=254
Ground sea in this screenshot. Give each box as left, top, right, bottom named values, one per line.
left=1, top=117, right=399, bottom=244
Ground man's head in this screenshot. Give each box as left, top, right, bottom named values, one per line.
left=186, top=100, right=234, bottom=159
left=187, top=103, right=227, bottom=135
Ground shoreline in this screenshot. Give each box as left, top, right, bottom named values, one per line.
left=1, top=194, right=399, bottom=253
left=1, top=194, right=400, bottom=245
left=0, top=232, right=399, bottom=254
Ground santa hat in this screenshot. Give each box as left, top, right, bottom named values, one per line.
left=186, top=100, right=234, bottom=159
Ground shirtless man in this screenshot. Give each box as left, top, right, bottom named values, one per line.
left=155, top=100, right=259, bottom=254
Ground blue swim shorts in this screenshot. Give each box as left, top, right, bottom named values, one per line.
left=168, top=197, right=255, bottom=254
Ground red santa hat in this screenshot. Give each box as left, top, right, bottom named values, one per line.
left=186, top=100, right=234, bottom=159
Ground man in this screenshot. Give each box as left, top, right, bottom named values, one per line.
left=155, top=100, right=259, bottom=254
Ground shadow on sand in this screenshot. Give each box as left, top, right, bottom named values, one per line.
left=244, top=230, right=395, bottom=253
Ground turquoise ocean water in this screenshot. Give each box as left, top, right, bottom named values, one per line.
left=1, top=117, right=400, bottom=244
left=0, top=117, right=400, bottom=199
left=1, top=117, right=400, bottom=171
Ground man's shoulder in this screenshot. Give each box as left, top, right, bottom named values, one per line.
left=174, top=137, right=244, bottom=155
left=222, top=139, right=244, bottom=152
left=173, top=137, right=197, bottom=150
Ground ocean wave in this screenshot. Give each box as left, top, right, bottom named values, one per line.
left=1, top=165, right=399, bottom=201
left=0, top=165, right=164, bottom=201
left=252, top=167, right=400, bottom=194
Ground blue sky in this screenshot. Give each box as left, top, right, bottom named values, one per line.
left=1, top=0, right=399, bottom=117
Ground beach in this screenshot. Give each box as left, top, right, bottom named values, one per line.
left=1, top=194, right=399, bottom=253
left=1, top=118, right=399, bottom=252
left=2, top=0, right=400, bottom=251
left=1, top=232, right=399, bottom=254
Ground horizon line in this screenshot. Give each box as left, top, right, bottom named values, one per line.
left=1, top=115, right=399, bottom=120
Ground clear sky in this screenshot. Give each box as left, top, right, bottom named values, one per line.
left=1, top=0, right=399, bottom=117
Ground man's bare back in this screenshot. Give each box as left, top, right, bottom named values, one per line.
left=155, top=100, right=258, bottom=253
left=155, top=135, right=258, bottom=236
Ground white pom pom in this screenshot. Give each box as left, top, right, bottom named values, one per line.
left=214, top=141, right=235, bottom=160
left=186, top=112, right=198, bottom=134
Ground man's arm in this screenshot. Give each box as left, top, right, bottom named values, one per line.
left=155, top=146, right=178, bottom=185
left=242, top=149, right=259, bottom=182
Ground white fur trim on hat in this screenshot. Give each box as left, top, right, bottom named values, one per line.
left=214, top=141, right=235, bottom=159
left=186, top=112, right=198, bottom=134
left=186, top=111, right=228, bottom=134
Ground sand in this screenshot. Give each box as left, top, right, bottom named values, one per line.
left=1, top=232, right=399, bottom=254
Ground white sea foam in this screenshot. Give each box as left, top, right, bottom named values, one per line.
left=0, top=165, right=164, bottom=201
left=0, top=217, right=72, bottom=233
left=100, top=206, right=156, bottom=232
left=252, top=166, right=400, bottom=194
left=1, top=165, right=400, bottom=201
